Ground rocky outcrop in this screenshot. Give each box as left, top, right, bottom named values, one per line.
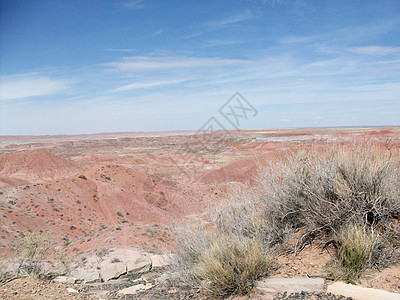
left=74, top=272, right=100, bottom=283
left=127, top=256, right=152, bottom=275
left=151, top=254, right=172, bottom=269
left=100, top=263, right=127, bottom=282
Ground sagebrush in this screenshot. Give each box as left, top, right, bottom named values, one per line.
left=173, top=143, right=400, bottom=296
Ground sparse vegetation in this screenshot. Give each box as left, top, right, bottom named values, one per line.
left=3, top=231, right=54, bottom=281
left=173, top=144, right=400, bottom=296
left=78, top=175, right=87, bottom=180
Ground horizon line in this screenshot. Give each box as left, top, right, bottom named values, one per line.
left=0, top=125, right=399, bottom=138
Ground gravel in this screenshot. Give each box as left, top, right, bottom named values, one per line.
left=273, top=291, right=354, bottom=300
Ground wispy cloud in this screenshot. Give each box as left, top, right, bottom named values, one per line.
left=120, top=0, right=146, bottom=10
left=205, top=10, right=255, bottom=28
left=348, top=46, right=400, bottom=56
left=279, top=35, right=318, bottom=45
left=103, top=48, right=134, bottom=52
left=103, top=56, right=247, bottom=71
left=184, top=10, right=256, bottom=39
left=114, top=79, right=188, bottom=92
left=261, top=0, right=289, bottom=7
left=202, top=39, right=242, bottom=47
left=0, top=75, right=68, bottom=101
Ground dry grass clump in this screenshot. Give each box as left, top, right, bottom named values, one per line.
left=171, top=224, right=276, bottom=297
left=327, top=224, right=379, bottom=282
left=192, top=235, right=274, bottom=297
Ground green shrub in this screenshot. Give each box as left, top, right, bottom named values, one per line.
left=78, top=175, right=87, bottom=180
left=328, top=224, right=378, bottom=282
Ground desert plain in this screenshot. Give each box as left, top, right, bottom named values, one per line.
left=0, top=127, right=399, bottom=299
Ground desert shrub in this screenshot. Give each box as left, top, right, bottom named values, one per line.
left=209, top=188, right=291, bottom=250
left=172, top=228, right=274, bottom=297
left=78, top=175, right=87, bottom=180
left=173, top=143, right=400, bottom=295
left=0, top=260, right=17, bottom=284
left=327, top=224, right=379, bottom=282
left=171, top=223, right=216, bottom=287
left=11, top=231, right=53, bottom=279
left=193, top=235, right=274, bottom=297
left=171, top=218, right=276, bottom=297
left=255, top=144, right=400, bottom=257
left=1, top=232, right=70, bottom=283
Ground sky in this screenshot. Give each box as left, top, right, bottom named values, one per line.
left=0, top=0, right=399, bottom=135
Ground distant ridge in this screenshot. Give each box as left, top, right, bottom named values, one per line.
left=1, top=126, right=399, bottom=138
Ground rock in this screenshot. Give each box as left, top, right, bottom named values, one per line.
left=141, top=272, right=158, bottom=281
left=75, top=271, right=100, bottom=283
left=151, top=254, right=172, bottom=268
left=154, top=272, right=174, bottom=285
left=100, top=263, right=126, bottom=282
left=327, top=282, right=400, bottom=300
left=66, top=288, right=79, bottom=294
left=126, top=256, right=152, bottom=275
left=53, top=276, right=76, bottom=284
left=87, top=290, right=108, bottom=299
left=256, top=277, right=325, bottom=293
left=108, top=277, right=129, bottom=283
left=117, top=283, right=154, bottom=295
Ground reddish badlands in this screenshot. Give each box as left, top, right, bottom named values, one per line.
left=0, top=127, right=399, bottom=257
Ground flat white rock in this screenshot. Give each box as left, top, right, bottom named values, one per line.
left=117, top=283, right=154, bottom=295
left=256, top=277, right=325, bottom=293
left=327, top=282, right=400, bottom=300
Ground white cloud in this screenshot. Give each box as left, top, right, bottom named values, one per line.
left=103, top=56, right=247, bottom=71
left=348, top=46, right=400, bottom=56
left=114, top=79, right=188, bottom=92
left=0, top=75, right=67, bottom=101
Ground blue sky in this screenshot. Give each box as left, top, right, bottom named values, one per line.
left=0, top=0, right=399, bottom=135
